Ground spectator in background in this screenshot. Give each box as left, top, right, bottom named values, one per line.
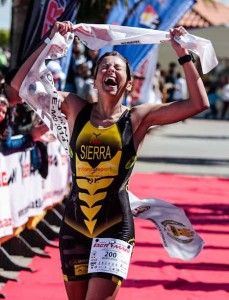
left=155, top=62, right=161, bottom=78
left=64, top=39, right=86, bottom=93
left=126, top=72, right=145, bottom=107
left=159, top=69, right=167, bottom=103
left=13, top=103, right=34, bottom=135
left=165, top=62, right=177, bottom=103
left=85, top=48, right=99, bottom=76
left=12, top=101, right=50, bottom=179
left=0, top=91, right=9, bottom=125
left=0, top=90, right=40, bottom=155
left=75, top=56, right=98, bottom=103
left=172, top=72, right=187, bottom=102
left=1, top=74, right=49, bottom=179
left=220, top=76, right=229, bottom=119
left=205, top=82, right=222, bottom=119
left=152, top=63, right=165, bottom=104
left=47, top=59, right=66, bottom=89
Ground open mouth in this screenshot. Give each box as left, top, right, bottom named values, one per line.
left=104, top=77, right=117, bottom=87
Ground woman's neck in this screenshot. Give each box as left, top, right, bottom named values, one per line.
left=94, top=100, right=124, bottom=117
left=90, top=101, right=126, bottom=128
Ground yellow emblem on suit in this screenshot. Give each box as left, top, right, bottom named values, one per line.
left=67, top=121, right=123, bottom=237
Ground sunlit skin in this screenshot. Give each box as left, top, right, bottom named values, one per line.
left=94, top=56, right=132, bottom=100
left=89, top=56, right=133, bottom=130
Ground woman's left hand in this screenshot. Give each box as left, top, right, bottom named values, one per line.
left=170, top=26, right=189, bottom=57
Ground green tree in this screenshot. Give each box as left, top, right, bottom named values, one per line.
left=0, top=29, right=10, bottom=47
left=77, top=0, right=124, bottom=23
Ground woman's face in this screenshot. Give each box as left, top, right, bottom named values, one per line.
left=0, top=103, right=7, bottom=123
left=94, top=55, right=132, bottom=98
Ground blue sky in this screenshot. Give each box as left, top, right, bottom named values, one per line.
left=0, top=0, right=229, bottom=30
left=0, top=0, right=12, bottom=30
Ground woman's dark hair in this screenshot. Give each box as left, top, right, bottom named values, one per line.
left=94, top=51, right=132, bottom=81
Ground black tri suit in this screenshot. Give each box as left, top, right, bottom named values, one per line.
left=59, top=103, right=137, bottom=285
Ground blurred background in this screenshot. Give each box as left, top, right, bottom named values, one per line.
left=0, top=0, right=229, bottom=118
left=0, top=1, right=229, bottom=299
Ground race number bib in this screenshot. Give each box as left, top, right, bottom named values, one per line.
left=88, top=238, right=133, bottom=279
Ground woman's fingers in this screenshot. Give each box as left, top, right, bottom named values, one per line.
left=170, top=26, right=187, bottom=38
left=54, top=21, right=73, bottom=36
left=169, top=26, right=189, bottom=55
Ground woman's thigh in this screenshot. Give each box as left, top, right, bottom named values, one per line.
left=86, top=277, right=120, bottom=300
left=64, top=280, right=88, bottom=300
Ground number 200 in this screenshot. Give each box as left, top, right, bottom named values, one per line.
left=105, top=252, right=117, bottom=258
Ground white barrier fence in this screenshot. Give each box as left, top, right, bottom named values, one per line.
left=0, top=140, right=70, bottom=239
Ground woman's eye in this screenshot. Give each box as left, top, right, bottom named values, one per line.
left=115, top=65, right=124, bottom=71
left=100, top=65, right=108, bottom=70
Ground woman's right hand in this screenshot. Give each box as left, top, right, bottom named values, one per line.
left=50, top=21, right=74, bottom=39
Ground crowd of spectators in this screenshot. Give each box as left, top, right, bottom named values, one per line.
left=0, top=40, right=229, bottom=164
left=0, top=46, right=49, bottom=178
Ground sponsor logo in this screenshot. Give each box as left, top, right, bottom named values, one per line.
left=42, top=0, right=65, bottom=36
left=132, top=205, right=150, bottom=217
left=80, top=145, right=111, bottom=160
left=93, top=239, right=131, bottom=254
left=74, top=264, right=88, bottom=276
left=77, top=166, right=112, bottom=173
left=161, top=220, right=194, bottom=244
left=139, top=5, right=160, bottom=29
left=0, top=171, right=8, bottom=187
left=93, top=241, right=109, bottom=248
left=121, top=41, right=140, bottom=45
left=90, top=133, right=102, bottom=145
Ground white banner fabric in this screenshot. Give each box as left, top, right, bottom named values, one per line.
left=45, top=140, right=69, bottom=206
left=0, top=153, right=13, bottom=238
left=7, top=152, right=31, bottom=228
left=73, top=23, right=218, bottom=74
left=129, top=191, right=204, bottom=261
left=27, top=169, right=44, bottom=217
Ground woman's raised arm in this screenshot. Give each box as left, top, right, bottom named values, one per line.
left=11, top=21, right=74, bottom=92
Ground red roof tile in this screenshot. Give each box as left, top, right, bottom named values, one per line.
left=179, top=0, right=229, bottom=28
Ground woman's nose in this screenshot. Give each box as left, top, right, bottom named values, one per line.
left=107, top=65, right=115, bottom=73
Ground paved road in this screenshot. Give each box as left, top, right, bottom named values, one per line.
left=134, top=118, right=229, bottom=178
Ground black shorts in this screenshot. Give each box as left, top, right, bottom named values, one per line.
left=59, top=220, right=134, bottom=286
